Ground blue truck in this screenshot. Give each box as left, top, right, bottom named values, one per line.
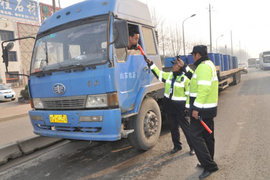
left=2, top=0, right=165, bottom=150
left=1, top=0, right=245, bottom=150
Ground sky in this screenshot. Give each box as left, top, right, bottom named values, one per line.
left=39, top=0, right=270, bottom=58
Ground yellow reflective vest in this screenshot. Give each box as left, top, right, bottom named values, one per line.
left=184, top=60, right=218, bottom=111
left=150, top=64, right=190, bottom=108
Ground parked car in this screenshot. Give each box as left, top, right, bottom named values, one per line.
left=0, top=84, right=16, bottom=101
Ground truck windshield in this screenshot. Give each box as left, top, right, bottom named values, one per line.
left=31, top=20, right=107, bottom=74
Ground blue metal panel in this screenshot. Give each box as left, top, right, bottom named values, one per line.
left=209, top=53, right=215, bottom=64
left=115, top=54, right=153, bottom=113
left=38, top=0, right=152, bottom=35
left=164, top=56, right=187, bottom=68
left=214, top=53, right=221, bottom=66
left=232, top=56, right=238, bottom=69
left=223, top=55, right=229, bottom=71
left=180, top=55, right=188, bottom=64
left=187, top=54, right=194, bottom=64
left=39, top=0, right=116, bottom=34
left=29, top=109, right=121, bottom=141
left=220, top=54, right=224, bottom=71
left=164, top=57, right=175, bottom=68
left=228, top=55, right=232, bottom=70
left=29, top=65, right=116, bottom=98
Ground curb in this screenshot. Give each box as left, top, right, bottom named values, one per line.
left=0, top=136, right=63, bottom=166
left=0, top=113, right=28, bottom=122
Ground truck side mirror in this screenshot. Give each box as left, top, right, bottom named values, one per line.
left=113, top=20, right=129, bottom=48
left=2, top=42, right=14, bottom=69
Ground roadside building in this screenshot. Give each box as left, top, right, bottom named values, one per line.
left=0, top=0, right=60, bottom=87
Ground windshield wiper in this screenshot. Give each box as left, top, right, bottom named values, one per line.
left=32, top=69, right=56, bottom=77
left=57, top=64, right=87, bottom=72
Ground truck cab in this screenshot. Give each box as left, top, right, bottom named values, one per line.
left=28, top=0, right=164, bottom=150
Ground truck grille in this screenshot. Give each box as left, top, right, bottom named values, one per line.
left=42, top=95, right=87, bottom=109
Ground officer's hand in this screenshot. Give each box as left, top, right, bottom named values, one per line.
left=184, top=109, right=189, bottom=116
left=192, top=110, right=199, bottom=119
left=145, top=58, right=151, bottom=64
left=176, top=58, right=185, bottom=67
left=146, top=58, right=153, bottom=66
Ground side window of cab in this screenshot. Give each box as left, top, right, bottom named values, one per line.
left=141, top=26, right=157, bottom=55
left=115, top=23, right=141, bottom=62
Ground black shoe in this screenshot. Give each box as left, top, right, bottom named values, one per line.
left=199, top=168, right=218, bottom=179
left=189, top=149, right=195, bottom=155
left=197, top=163, right=203, bottom=168
left=170, top=146, right=182, bottom=154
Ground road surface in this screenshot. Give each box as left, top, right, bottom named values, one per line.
left=0, top=68, right=270, bottom=180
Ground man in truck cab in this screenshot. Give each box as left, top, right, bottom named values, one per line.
left=145, top=57, right=195, bottom=155
left=127, top=25, right=141, bottom=55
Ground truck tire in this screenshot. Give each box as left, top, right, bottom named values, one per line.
left=128, top=97, right=162, bottom=150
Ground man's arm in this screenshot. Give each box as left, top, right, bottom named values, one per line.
left=146, top=59, right=171, bottom=82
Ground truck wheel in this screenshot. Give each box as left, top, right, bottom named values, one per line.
left=128, top=97, right=162, bottom=150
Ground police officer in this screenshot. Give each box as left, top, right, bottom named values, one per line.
left=145, top=58, right=194, bottom=155
left=179, top=45, right=219, bottom=179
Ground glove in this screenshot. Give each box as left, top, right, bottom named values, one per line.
left=146, top=58, right=153, bottom=67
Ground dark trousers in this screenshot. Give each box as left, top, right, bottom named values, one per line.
left=167, top=112, right=193, bottom=150
left=190, top=116, right=218, bottom=171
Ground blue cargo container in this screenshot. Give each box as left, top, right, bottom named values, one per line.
left=228, top=55, right=232, bottom=70
left=220, top=54, right=224, bottom=71
left=187, top=54, right=194, bottom=64
left=180, top=55, right=188, bottom=64
left=232, top=56, right=238, bottom=68
left=209, top=53, right=215, bottom=64
left=223, top=55, right=229, bottom=71
left=164, top=57, right=175, bottom=68
left=214, top=53, right=221, bottom=67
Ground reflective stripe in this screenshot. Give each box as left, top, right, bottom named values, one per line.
left=194, top=102, right=217, bottom=108
left=190, top=93, right=197, bottom=97
left=185, top=104, right=190, bottom=108
left=174, top=82, right=185, bottom=87
left=192, top=73, right=197, bottom=79
left=171, top=96, right=187, bottom=101
left=186, top=66, right=191, bottom=72
left=159, top=71, right=163, bottom=81
left=204, top=61, right=217, bottom=80
left=185, top=91, right=190, bottom=95
left=197, top=80, right=212, bottom=86
left=166, top=79, right=172, bottom=84
left=150, top=64, right=156, bottom=70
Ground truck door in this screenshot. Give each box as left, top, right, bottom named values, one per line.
left=114, top=24, right=154, bottom=114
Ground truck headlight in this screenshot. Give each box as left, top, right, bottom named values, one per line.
left=85, top=93, right=118, bottom=108
left=33, top=98, right=44, bottom=109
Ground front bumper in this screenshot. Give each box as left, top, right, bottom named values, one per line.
left=29, top=108, right=121, bottom=141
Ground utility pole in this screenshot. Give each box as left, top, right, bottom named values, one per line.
left=209, top=4, right=212, bottom=53
left=52, top=0, right=56, bottom=13
left=58, top=0, right=61, bottom=8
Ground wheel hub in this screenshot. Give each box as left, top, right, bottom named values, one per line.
left=144, top=111, right=158, bottom=138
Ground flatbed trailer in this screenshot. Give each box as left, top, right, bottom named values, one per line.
left=218, top=67, right=245, bottom=90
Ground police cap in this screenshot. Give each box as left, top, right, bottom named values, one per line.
left=190, top=45, right=208, bottom=56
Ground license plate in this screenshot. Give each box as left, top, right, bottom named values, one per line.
left=50, top=114, right=68, bottom=123
left=6, top=95, right=12, bottom=98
